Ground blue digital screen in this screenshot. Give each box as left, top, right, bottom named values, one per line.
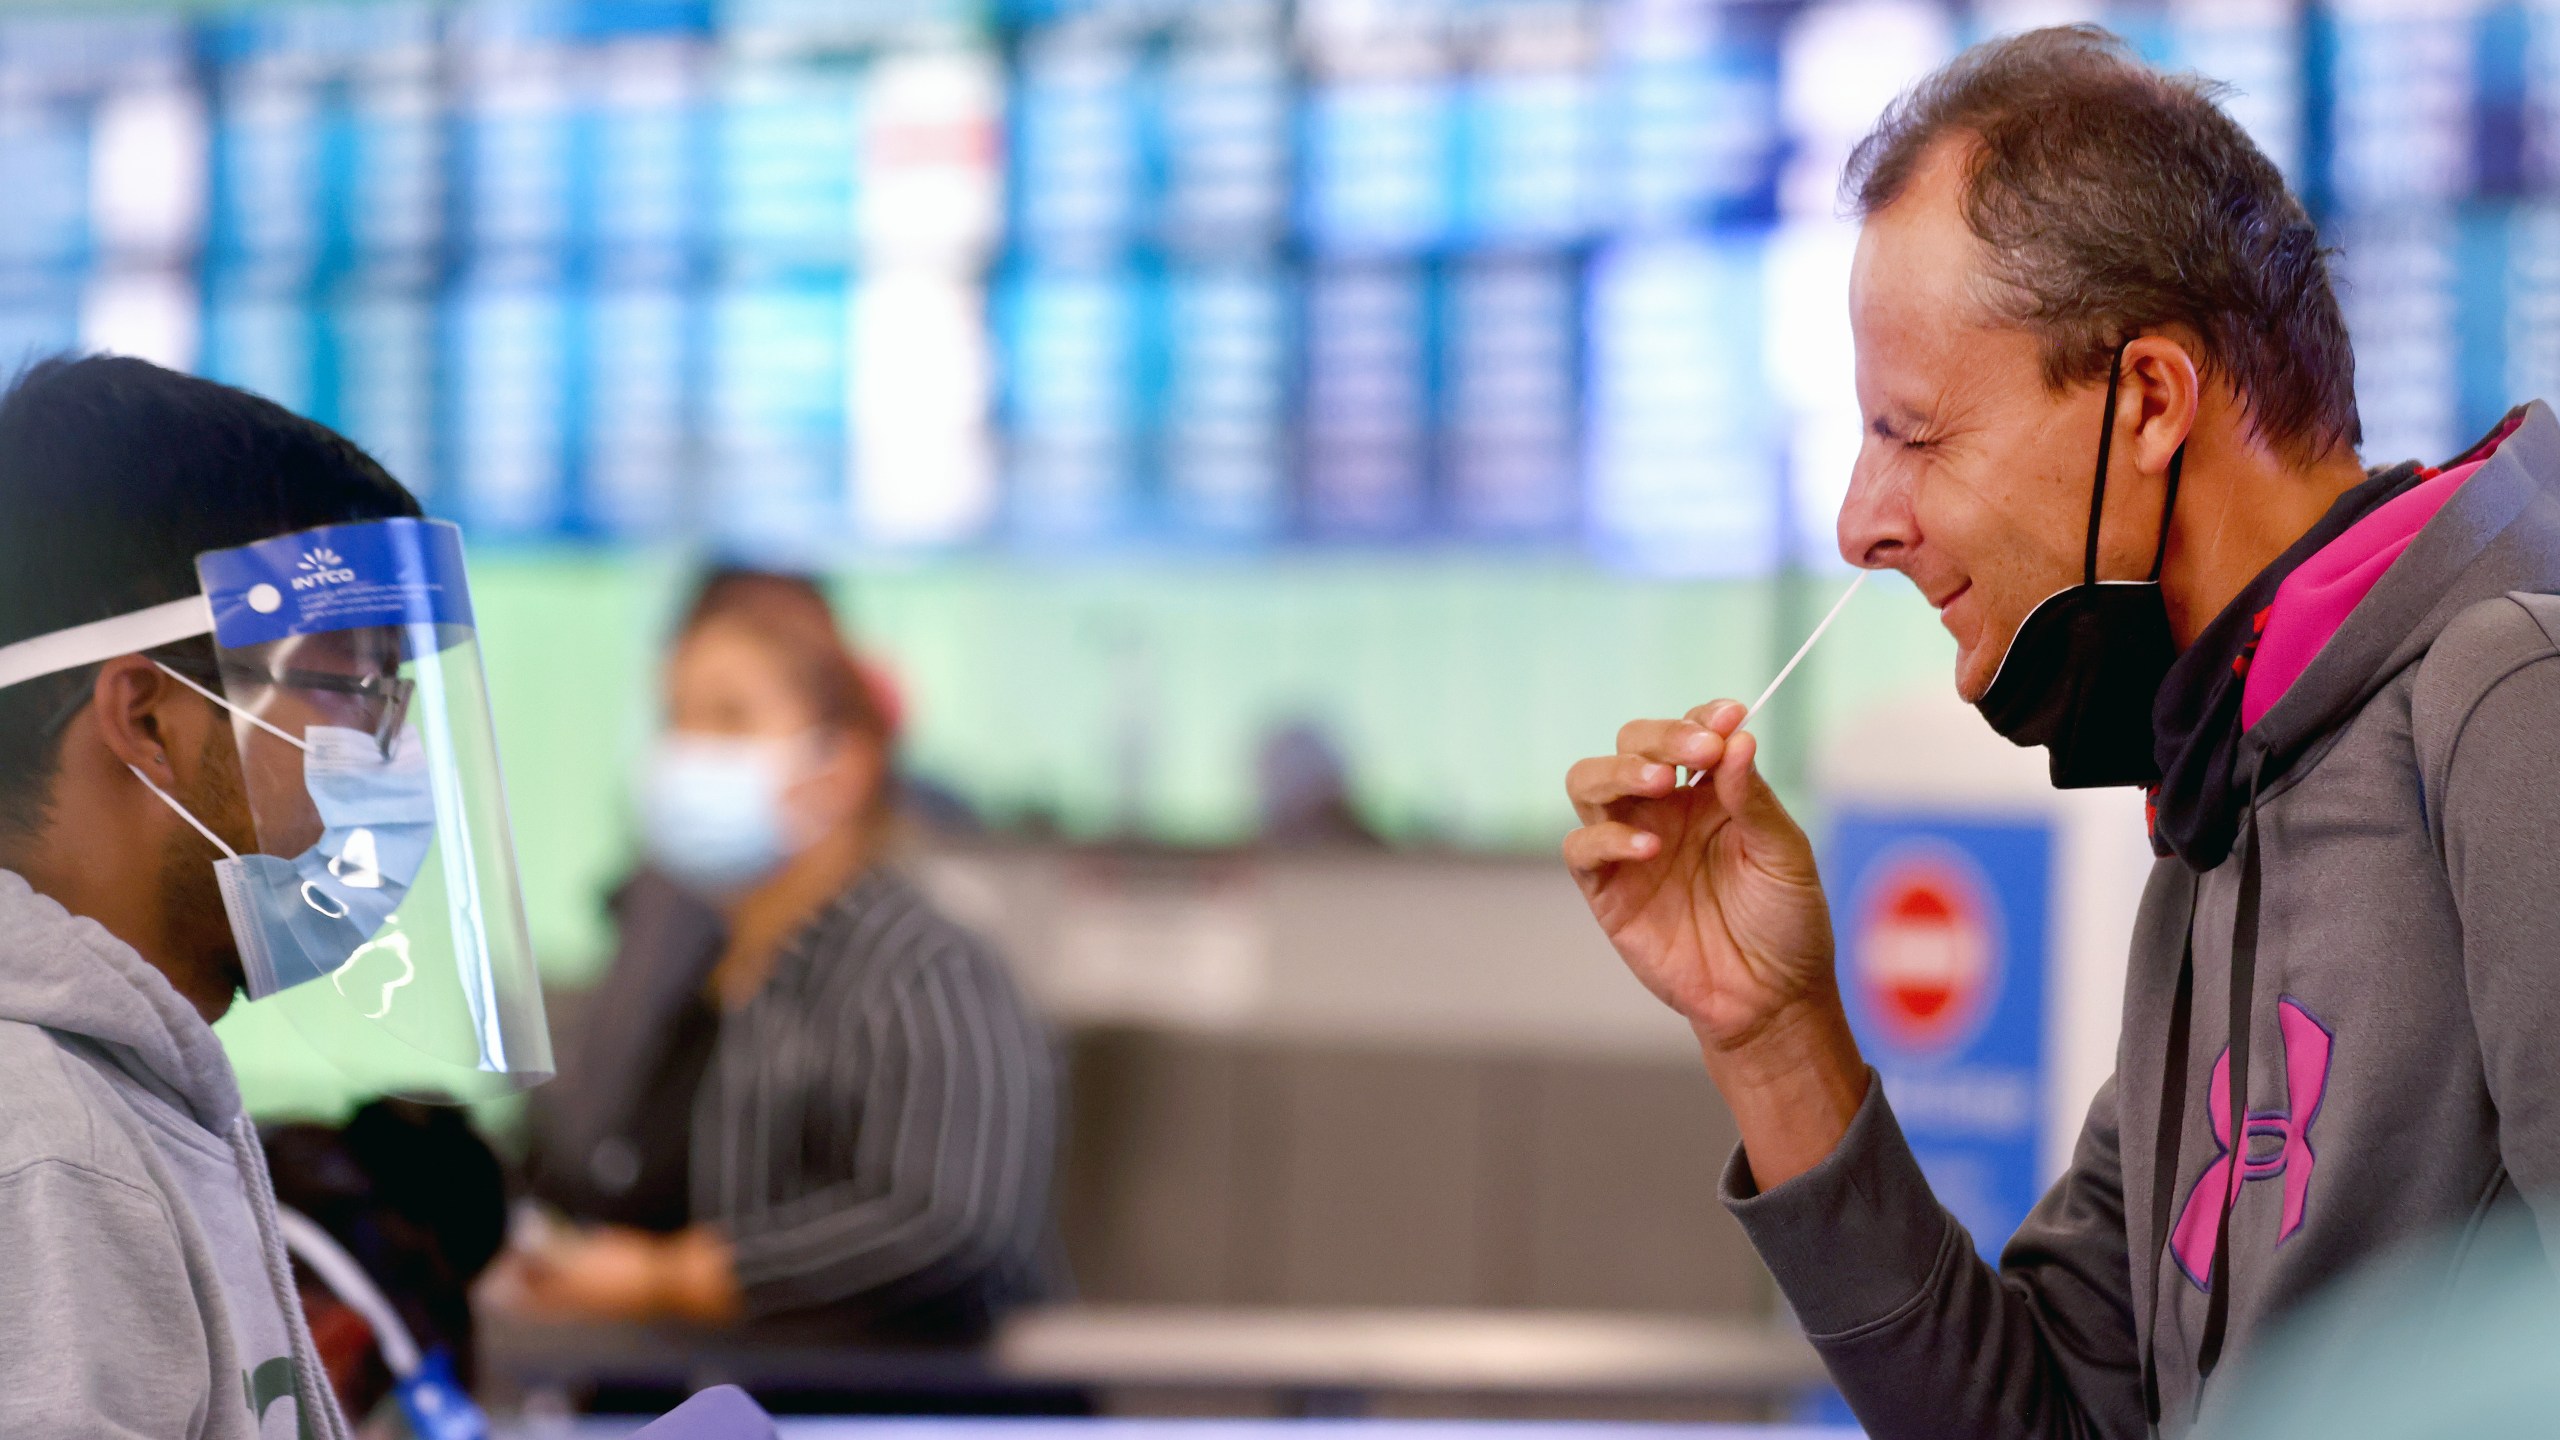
left=0, top=279, right=82, bottom=378
left=325, top=282, right=439, bottom=504
left=1303, top=77, right=1456, bottom=256
left=1163, top=265, right=1290, bottom=541
left=1442, top=255, right=1580, bottom=540
left=1303, top=261, right=1432, bottom=539
left=1585, top=236, right=1779, bottom=575
left=346, top=80, right=444, bottom=262
left=583, top=277, right=695, bottom=535
left=715, top=61, right=861, bottom=265
left=1159, top=33, right=1289, bottom=251
left=203, top=275, right=316, bottom=414
left=463, top=57, right=578, bottom=258
left=1012, top=33, right=1146, bottom=261
left=0, top=100, right=91, bottom=272
left=210, top=76, right=322, bottom=266
left=451, top=267, right=574, bottom=536
left=1000, top=263, right=1144, bottom=545
left=588, top=45, right=707, bottom=260
left=0, top=0, right=2536, bottom=566
left=1458, top=69, right=1598, bottom=246
left=706, top=270, right=849, bottom=555
left=1606, top=0, right=1783, bottom=229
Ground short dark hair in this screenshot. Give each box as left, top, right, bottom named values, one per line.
left=1845, top=25, right=2358, bottom=460
left=0, top=355, right=422, bottom=839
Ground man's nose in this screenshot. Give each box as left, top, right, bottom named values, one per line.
left=1835, top=444, right=1916, bottom=571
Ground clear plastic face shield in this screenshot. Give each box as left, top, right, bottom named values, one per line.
left=0, top=519, right=552, bottom=1101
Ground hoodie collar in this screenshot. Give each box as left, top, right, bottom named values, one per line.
left=2148, top=402, right=2560, bottom=869
left=2147, top=465, right=2419, bottom=868
left=0, top=868, right=244, bottom=1132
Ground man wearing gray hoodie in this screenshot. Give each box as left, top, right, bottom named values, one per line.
left=0, top=356, right=430, bottom=1438
left=1568, top=27, right=2560, bottom=1440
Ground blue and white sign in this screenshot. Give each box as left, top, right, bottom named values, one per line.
left=199, top=517, right=476, bottom=649
left=1831, top=810, right=2052, bottom=1259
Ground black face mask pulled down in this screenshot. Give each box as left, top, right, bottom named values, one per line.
left=1974, top=349, right=2186, bottom=789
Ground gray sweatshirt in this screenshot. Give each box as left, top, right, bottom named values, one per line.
left=0, top=868, right=348, bottom=1440
left=1726, top=401, right=2560, bottom=1437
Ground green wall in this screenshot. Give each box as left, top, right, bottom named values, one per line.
left=218, top=553, right=1957, bottom=1119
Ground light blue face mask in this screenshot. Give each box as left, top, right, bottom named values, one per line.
left=132, top=666, right=438, bottom=1001
left=636, top=733, right=816, bottom=895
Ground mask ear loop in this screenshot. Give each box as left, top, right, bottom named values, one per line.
left=126, top=763, right=241, bottom=862
left=2085, top=346, right=2127, bottom=587
left=2147, top=445, right=2187, bottom=584
left=124, top=661, right=317, bottom=866
left=152, top=660, right=310, bottom=753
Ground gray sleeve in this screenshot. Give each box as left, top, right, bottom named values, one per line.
left=0, top=1158, right=216, bottom=1439
left=722, top=947, right=1054, bottom=1317
left=1724, top=1071, right=2144, bottom=1440
left=2430, top=644, right=2560, bottom=1239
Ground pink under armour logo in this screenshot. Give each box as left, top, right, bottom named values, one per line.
left=2169, top=996, right=2334, bottom=1289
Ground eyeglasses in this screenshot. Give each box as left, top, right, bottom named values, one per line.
left=34, top=657, right=415, bottom=759
left=218, top=659, right=416, bottom=759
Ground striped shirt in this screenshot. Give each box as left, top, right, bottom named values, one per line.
left=689, top=867, right=1061, bottom=1331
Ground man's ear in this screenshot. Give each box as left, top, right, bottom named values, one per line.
left=86, top=657, right=230, bottom=805
left=2118, top=333, right=2202, bottom=476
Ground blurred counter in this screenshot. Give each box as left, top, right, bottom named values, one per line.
left=498, top=1420, right=1862, bottom=1440
left=892, top=840, right=1768, bottom=1318
left=908, top=839, right=1694, bottom=1060
left=484, top=1305, right=1825, bottom=1421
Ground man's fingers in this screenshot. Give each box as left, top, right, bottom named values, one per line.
left=1684, top=699, right=1749, bottom=736
left=1709, top=728, right=1760, bottom=815
left=1567, top=753, right=1679, bottom=818
left=1615, top=716, right=1726, bottom=770
left=1710, top=730, right=1798, bottom=835
left=1564, top=820, right=1661, bottom=875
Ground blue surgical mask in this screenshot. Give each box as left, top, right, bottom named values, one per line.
left=636, top=734, right=815, bottom=895
left=133, top=700, right=439, bottom=1000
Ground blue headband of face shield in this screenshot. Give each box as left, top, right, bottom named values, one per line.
left=0, top=518, right=552, bottom=1100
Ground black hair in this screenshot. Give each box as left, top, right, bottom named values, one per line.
left=1846, top=25, right=2359, bottom=461
left=263, top=1100, right=509, bottom=1414
left=0, top=354, right=422, bottom=840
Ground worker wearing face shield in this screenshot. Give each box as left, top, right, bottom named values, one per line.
left=0, top=355, right=551, bottom=1439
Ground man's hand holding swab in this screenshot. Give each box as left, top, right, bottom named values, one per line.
left=1560, top=572, right=1872, bottom=1189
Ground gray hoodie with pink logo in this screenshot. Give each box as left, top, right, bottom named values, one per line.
left=1724, top=401, right=2560, bottom=1437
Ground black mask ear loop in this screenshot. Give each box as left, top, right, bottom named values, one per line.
left=2085, top=349, right=2126, bottom=587
left=2087, top=344, right=2188, bottom=587
left=2148, top=446, right=2186, bottom=583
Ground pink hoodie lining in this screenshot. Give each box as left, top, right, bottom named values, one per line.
left=2240, top=458, right=2485, bottom=730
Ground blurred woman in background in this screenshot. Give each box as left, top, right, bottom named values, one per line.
left=514, top=570, right=1059, bottom=1344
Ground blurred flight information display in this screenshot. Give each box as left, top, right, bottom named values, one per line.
left=0, top=0, right=2547, bottom=569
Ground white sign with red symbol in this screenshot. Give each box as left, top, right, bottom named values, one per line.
left=1853, top=843, right=2005, bottom=1056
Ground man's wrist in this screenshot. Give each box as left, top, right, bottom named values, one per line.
left=1693, top=994, right=1868, bottom=1192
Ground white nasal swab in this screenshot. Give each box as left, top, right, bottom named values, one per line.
left=1746, top=569, right=1869, bottom=722
left=1681, top=571, right=1869, bottom=788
